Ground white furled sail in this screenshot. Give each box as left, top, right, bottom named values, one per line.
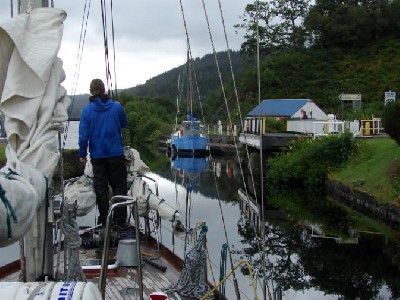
left=0, top=8, right=70, bottom=247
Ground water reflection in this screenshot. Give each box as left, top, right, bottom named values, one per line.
left=238, top=188, right=400, bottom=299
left=171, top=155, right=209, bottom=192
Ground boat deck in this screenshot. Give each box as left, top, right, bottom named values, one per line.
left=82, top=247, right=186, bottom=300
left=1, top=241, right=199, bottom=300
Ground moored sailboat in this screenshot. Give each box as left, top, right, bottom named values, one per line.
left=170, top=115, right=209, bottom=156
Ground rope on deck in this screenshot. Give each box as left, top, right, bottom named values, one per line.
left=164, top=226, right=213, bottom=299
left=60, top=200, right=85, bottom=281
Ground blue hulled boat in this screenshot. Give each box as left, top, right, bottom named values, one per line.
left=170, top=115, right=209, bottom=155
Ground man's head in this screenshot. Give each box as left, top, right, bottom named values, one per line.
left=90, top=79, right=105, bottom=96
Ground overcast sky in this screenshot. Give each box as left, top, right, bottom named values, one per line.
left=1, top=0, right=249, bottom=95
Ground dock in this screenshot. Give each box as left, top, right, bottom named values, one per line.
left=238, top=132, right=300, bottom=150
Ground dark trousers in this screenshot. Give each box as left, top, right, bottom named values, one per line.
left=92, top=155, right=127, bottom=226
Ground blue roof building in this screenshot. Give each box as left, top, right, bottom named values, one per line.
left=247, top=99, right=327, bottom=120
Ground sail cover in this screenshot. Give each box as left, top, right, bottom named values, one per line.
left=0, top=8, right=70, bottom=247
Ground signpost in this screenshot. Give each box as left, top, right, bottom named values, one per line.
left=339, top=93, right=362, bottom=101
left=385, top=90, right=396, bottom=105
left=339, top=93, right=362, bottom=119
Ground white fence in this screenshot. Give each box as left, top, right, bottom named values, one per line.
left=287, top=118, right=385, bottom=139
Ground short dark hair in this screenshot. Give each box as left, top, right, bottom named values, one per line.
left=90, top=79, right=105, bottom=96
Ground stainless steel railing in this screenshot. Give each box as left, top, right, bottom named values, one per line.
left=99, top=196, right=143, bottom=300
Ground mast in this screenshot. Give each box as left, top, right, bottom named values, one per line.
left=20, top=0, right=54, bottom=282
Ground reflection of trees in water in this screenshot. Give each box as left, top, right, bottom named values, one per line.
left=237, top=215, right=400, bottom=299
left=300, top=232, right=400, bottom=299
left=237, top=217, right=311, bottom=291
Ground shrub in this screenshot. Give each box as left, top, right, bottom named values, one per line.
left=267, top=132, right=358, bottom=188
left=382, top=101, right=400, bottom=145
left=266, top=117, right=286, bottom=133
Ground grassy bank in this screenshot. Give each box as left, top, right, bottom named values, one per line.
left=330, top=137, right=400, bottom=203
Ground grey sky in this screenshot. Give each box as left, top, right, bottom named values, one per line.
left=1, top=0, right=249, bottom=94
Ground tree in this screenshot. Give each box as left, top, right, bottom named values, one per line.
left=382, top=101, right=400, bottom=145
left=304, top=0, right=397, bottom=49
left=272, top=0, right=311, bottom=48
left=235, top=0, right=310, bottom=57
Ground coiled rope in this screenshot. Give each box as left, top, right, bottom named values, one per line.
left=165, top=224, right=213, bottom=299
left=60, top=200, right=85, bottom=281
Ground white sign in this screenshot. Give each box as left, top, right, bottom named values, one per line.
left=385, top=91, right=396, bottom=105
left=339, top=93, right=362, bottom=101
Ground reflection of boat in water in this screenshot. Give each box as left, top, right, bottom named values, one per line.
left=171, top=155, right=209, bottom=190
left=172, top=155, right=209, bottom=174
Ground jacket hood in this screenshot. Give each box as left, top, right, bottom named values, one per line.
left=89, top=96, right=114, bottom=112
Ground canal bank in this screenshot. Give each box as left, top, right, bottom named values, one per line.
left=327, top=137, right=400, bottom=232
left=327, top=178, right=400, bottom=231
left=241, top=135, right=400, bottom=234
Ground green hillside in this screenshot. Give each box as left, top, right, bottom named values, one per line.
left=125, top=51, right=245, bottom=101
left=205, top=39, right=400, bottom=123
left=118, top=39, right=400, bottom=126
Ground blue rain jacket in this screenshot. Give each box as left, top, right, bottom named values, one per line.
left=79, top=97, right=127, bottom=159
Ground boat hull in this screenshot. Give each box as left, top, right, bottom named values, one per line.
left=170, top=135, right=209, bottom=155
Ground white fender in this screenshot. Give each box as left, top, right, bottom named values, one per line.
left=0, top=281, right=101, bottom=300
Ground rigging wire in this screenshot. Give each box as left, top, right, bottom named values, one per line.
left=99, top=0, right=111, bottom=95
left=199, top=0, right=242, bottom=298
left=214, top=0, right=271, bottom=298
left=178, top=0, right=207, bottom=126
left=173, top=73, right=181, bottom=133
left=62, top=0, right=92, bottom=148
left=200, top=0, right=273, bottom=298
left=215, top=0, right=259, bottom=208
left=99, top=0, right=118, bottom=99
left=255, top=1, right=269, bottom=299
left=109, top=0, right=118, bottom=97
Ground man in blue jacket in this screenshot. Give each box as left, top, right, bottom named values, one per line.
left=79, top=79, right=128, bottom=227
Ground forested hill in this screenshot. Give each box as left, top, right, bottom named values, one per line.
left=124, top=51, right=244, bottom=99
